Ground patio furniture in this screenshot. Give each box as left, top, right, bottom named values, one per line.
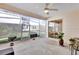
left=69, top=38, right=79, bottom=55
left=0, top=36, right=16, bottom=55
left=30, top=33, right=38, bottom=38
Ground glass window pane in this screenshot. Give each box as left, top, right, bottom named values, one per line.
left=0, top=18, right=20, bottom=24
left=30, top=17, right=40, bottom=36
left=21, top=17, right=30, bottom=38
left=30, top=17, right=39, bottom=23
left=0, top=11, right=21, bottom=43
left=40, top=20, right=46, bottom=37
left=0, top=10, right=20, bottom=18
left=40, top=20, right=46, bottom=32
left=0, top=18, right=21, bottom=41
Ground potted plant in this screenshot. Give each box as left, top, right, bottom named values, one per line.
left=58, top=32, right=64, bottom=46
left=8, top=36, right=16, bottom=46
left=8, top=36, right=16, bottom=42
left=69, top=38, right=76, bottom=44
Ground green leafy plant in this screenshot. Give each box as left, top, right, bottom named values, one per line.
left=8, top=36, right=16, bottom=42
left=58, top=32, right=64, bottom=39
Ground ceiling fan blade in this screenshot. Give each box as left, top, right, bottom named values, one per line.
left=49, top=9, right=58, bottom=11
left=46, top=3, right=50, bottom=5
left=44, top=15, right=50, bottom=18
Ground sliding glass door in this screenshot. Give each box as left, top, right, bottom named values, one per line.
left=21, top=17, right=30, bottom=39
left=30, top=17, right=40, bottom=37
left=39, top=20, right=46, bottom=37
left=0, top=9, right=47, bottom=44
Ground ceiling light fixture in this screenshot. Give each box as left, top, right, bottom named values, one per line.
left=44, top=8, right=49, bottom=14
left=44, top=3, right=58, bottom=15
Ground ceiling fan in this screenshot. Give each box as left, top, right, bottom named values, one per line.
left=44, top=3, right=58, bottom=15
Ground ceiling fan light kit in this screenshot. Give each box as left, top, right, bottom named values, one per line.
left=44, top=3, right=58, bottom=15
left=44, top=8, right=49, bottom=14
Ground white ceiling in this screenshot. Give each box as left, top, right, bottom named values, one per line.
left=7, top=3, right=79, bottom=19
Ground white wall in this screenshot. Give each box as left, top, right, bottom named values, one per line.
left=63, top=10, right=79, bottom=43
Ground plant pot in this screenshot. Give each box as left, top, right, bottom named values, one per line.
left=10, top=42, right=14, bottom=46
left=59, top=39, right=64, bottom=46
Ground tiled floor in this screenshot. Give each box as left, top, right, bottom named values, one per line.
left=0, top=37, right=76, bottom=55
left=14, top=38, right=71, bottom=55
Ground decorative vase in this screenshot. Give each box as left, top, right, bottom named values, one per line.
left=59, top=39, right=64, bottom=46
